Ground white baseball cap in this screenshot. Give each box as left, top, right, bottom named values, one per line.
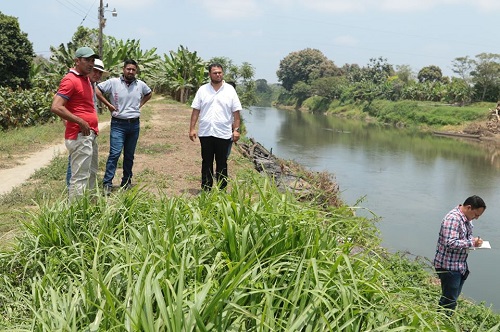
left=93, top=59, right=107, bottom=72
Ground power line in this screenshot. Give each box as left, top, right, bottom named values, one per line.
left=77, top=0, right=98, bottom=26
left=54, top=0, right=97, bottom=26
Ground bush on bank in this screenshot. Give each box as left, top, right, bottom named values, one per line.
left=0, top=173, right=498, bottom=331
left=295, top=97, right=492, bottom=129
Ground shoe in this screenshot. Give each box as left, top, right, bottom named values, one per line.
left=121, top=183, right=134, bottom=190
left=103, top=184, right=113, bottom=196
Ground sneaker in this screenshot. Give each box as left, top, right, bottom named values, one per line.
left=103, top=184, right=113, bottom=196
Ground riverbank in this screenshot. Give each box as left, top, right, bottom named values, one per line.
left=275, top=99, right=500, bottom=146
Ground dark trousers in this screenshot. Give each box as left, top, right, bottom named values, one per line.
left=436, top=268, right=467, bottom=313
left=199, top=136, right=232, bottom=191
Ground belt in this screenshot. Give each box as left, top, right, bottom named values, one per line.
left=112, top=117, right=140, bottom=123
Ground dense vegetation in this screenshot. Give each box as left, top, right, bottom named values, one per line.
left=275, top=49, right=500, bottom=110
left=0, top=173, right=499, bottom=331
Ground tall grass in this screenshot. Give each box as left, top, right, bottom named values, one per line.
left=0, top=175, right=498, bottom=331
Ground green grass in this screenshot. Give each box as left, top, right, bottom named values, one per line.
left=0, top=175, right=498, bottom=331
left=325, top=100, right=494, bottom=128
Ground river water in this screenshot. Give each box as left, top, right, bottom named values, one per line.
left=242, top=106, right=500, bottom=311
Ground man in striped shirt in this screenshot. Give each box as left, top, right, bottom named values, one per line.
left=433, top=195, right=486, bottom=314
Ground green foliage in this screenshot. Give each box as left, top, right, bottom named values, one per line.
left=276, top=48, right=339, bottom=91
left=254, top=81, right=284, bottom=107
left=291, top=81, right=312, bottom=106
left=2, top=176, right=496, bottom=330
left=276, top=90, right=297, bottom=107
left=0, top=86, right=55, bottom=130
left=418, top=65, right=443, bottom=83
left=471, top=53, right=500, bottom=102
left=207, top=57, right=257, bottom=107
left=236, top=62, right=257, bottom=107
left=443, top=77, right=475, bottom=105
left=302, top=95, right=330, bottom=113
left=395, top=64, right=415, bottom=84
left=363, top=57, right=395, bottom=84
left=362, top=100, right=486, bottom=127
left=311, top=76, right=347, bottom=101
left=49, top=26, right=98, bottom=76
left=0, top=12, right=33, bottom=89
left=148, top=45, right=206, bottom=103
left=104, top=37, right=160, bottom=80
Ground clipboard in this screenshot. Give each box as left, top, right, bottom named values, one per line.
left=472, top=240, right=491, bottom=250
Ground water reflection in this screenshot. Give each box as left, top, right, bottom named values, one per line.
left=243, top=106, right=500, bottom=311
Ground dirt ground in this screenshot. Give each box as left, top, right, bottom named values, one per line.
left=0, top=98, right=249, bottom=198
left=129, top=100, right=248, bottom=196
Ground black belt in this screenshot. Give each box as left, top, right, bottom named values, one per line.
left=112, top=117, right=140, bottom=123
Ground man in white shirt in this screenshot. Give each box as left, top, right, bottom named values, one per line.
left=189, top=63, right=241, bottom=191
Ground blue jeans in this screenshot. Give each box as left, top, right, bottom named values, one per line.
left=199, top=136, right=232, bottom=191
left=436, top=268, right=467, bottom=313
left=103, top=118, right=140, bottom=187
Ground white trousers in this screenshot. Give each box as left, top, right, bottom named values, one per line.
left=65, top=131, right=98, bottom=201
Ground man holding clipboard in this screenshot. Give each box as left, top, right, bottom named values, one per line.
left=433, top=195, right=487, bottom=314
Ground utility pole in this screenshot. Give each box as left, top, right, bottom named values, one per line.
left=98, top=0, right=117, bottom=59
left=98, top=0, right=104, bottom=58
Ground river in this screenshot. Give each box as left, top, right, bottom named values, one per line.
left=242, top=106, right=500, bottom=311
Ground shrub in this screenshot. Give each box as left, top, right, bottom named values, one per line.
left=0, top=87, right=55, bottom=130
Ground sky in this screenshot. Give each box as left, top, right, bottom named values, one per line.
left=3, top=0, right=500, bottom=83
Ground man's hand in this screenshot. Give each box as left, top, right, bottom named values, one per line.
left=232, top=130, right=240, bottom=142
left=189, top=129, right=197, bottom=142
left=78, top=119, right=91, bottom=136
left=474, top=236, right=483, bottom=247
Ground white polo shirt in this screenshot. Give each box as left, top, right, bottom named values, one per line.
left=97, top=76, right=152, bottom=119
left=191, top=82, right=242, bottom=139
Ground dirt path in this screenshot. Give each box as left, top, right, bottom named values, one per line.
left=0, top=99, right=246, bottom=198
left=0, top=122, right=107, bottom=197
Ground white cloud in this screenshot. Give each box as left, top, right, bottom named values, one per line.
left=196, top=0, right=261, bottom=19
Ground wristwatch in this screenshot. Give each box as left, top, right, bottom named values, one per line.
left=234, top=127, right=240, bottom=133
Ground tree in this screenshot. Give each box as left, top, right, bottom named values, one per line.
left=255, top=79, right=272, bottom=94
left=417, top=65, right=443, bottom=83
left=470, top=52, right=500, bottom=101
left=167, top=45, right=205, bottom=103
left=395, top=64, right=415, bottom=84
left=443, top=77, right=474, bottom=105
left=452, top=56, right=474, bottom=85
left=276, top=48, right=339, bottom=91
left=311, top=76, right=347, bottom=101
left=49, top=26, right=98, bottom=76
left=0, top=12, right=33, bottom=89
left=237, top=62, right=256, bottom=107
left=291, top=81, right=312, bottom=107
left=363, top=57, right=394, bottom=84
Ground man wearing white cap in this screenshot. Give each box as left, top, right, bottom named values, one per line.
left=51, top=46, right=100, bottom=201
